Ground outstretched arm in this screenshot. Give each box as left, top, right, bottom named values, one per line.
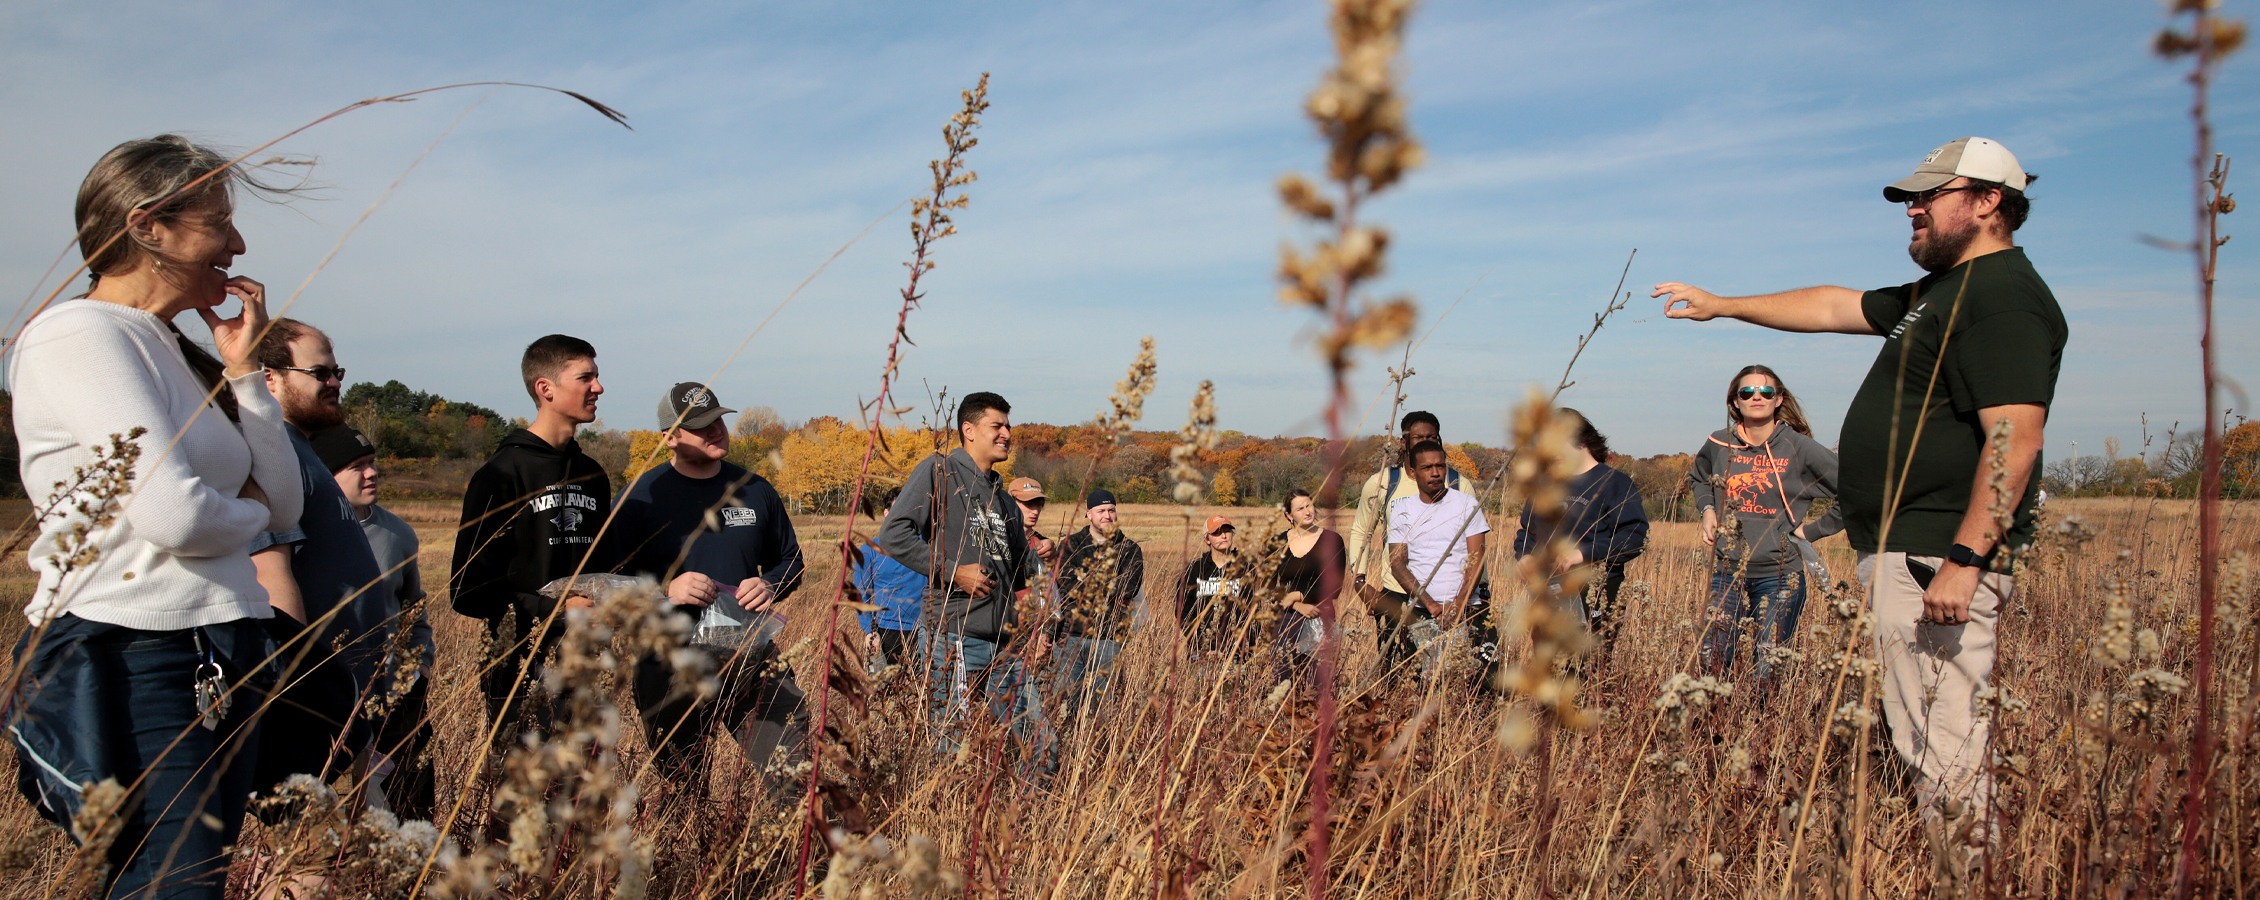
left=1654, top=283, right=1877, bottom=335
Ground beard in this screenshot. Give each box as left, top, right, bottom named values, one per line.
left=282, top=382, right=345, bottom=431
left=1908, top=214, right=1981, bottom=274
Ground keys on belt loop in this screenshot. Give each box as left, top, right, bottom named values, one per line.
left=191, top=628, right=229, bottom=731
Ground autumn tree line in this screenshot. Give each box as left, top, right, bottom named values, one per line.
left=0, top=383, right=2250, bottom=508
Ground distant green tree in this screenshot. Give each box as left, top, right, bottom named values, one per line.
left=341, top=380, right=510, bottom=460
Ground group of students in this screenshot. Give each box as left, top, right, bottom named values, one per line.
left=5, top=135, right=821, bottom=899
left=8, top=130, right=2062, bottom=894
left=834, top=386, right=1813, bottom=773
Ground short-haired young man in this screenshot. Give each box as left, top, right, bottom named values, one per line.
left=450, top=335, right=618, bottom=749
left=1656, top=137, right=2065, bottom=828
left=248, top=319, right=385, bottom=792
left=613, top=383, right=808, bottom=781
left=1349, top=411, right=1468, bottom=672
left=878, top=392, right=1049, bottom=767
left=307, top=424, right=436, bottom=820
left=1386, top=441, right=1490, bottom=681
left=1051, top=489, right=1145, bottom=719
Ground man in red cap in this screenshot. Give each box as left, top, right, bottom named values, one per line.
left=1177, top=515, right=1250, bottom=654
left=1008, top=476, right=1060, bottom=574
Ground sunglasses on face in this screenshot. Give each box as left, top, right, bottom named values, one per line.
left=1736, top=386, right=1778, bottom=400
left=1902, top=184, right=1987, bottom=210
left=277, top=365, right=347, bottom=383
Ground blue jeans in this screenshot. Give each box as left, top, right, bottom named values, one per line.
left=11, top=617, right=269, bottom=900
left=1051, top=635, right=1120, bottom=722
left=922, top=629, right=1055, bottom=777
left=1701, top=569, right=1809, bottom=682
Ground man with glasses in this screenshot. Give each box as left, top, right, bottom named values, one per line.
left=249, top=319, right=387, bottom=809
left=1654, top=137, right=2066, bottom=840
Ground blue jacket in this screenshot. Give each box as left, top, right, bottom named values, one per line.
left=854, top=541, right=925, bottom=632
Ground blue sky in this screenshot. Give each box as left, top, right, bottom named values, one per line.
left=3, top=0, right=2253, bottom=461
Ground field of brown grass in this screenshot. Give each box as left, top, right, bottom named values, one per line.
left=0, top=495, right=2253, bottom=897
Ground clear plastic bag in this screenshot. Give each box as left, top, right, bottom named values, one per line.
left=537, top=573, right=654, bottom=604
left=694, top=584, right=787, bottom=652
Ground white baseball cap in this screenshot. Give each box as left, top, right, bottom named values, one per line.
left=1882, top=137, right=2032, bottom=202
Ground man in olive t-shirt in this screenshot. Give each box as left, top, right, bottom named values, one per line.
left=1652, top=137, right=2064, bottom=831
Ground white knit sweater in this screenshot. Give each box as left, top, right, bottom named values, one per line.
left=9, top=299, right=302, bottom=629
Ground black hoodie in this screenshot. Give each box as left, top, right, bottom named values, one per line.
left=450, top=429, right=618, bottom=629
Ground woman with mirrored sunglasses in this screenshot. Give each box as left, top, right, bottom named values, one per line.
left=1688, top=365, right=1841, bottom=699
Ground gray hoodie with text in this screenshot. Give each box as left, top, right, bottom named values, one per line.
left=1688, top=425, right=1843, bottom=580
left=877, top=447, right=1033, bottom=641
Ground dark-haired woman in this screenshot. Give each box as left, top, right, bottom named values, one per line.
left=9, top=135, right=301, bottom=899
left=1271, top=489, right=1344, bottom=680
left=1690, top=365, right=1840, bottom=690
left=1512, top=410, right=1648, bottom=657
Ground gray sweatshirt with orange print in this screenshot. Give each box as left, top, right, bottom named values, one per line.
left=1688, top=425, right=1843, bottom=580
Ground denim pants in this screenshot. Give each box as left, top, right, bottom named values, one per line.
left=1051, top=635, right=1120, bottom=722
left=11, top=616, right=270, bottom=900
left=922, top=629, right=1056, bottom=776
left=1700, top=568, right=1809, bottom=681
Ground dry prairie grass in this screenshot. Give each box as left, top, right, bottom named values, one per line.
left=0, top=495, right=2249, bottom=897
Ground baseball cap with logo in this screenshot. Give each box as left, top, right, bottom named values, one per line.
left=659, top=382, right=736, bottom=431
left=1882, top=137, right=2032, bottom=202
left=1205, top=515, right=1235, bottom=535
left=1008, top=477, right=1045, bottom=502
left=307, top=424, right=376, bottom=474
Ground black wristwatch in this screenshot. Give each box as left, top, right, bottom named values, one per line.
left=1947, top=543, right=1992, bottom=570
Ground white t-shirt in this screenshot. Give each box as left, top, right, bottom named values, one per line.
left=1387, top=488, right=1490, bottom=607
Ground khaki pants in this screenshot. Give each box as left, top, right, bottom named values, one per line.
left=1858, top=551, right=2011, bottom=819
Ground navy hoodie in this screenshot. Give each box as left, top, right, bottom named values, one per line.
left=1513, top=463, right=1649, bottom=568
left=449, top=429, right=617, bottom=631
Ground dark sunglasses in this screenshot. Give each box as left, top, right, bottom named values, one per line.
left=1736, top=386, right=1778, bottom=400
left=276, top=365, right=347, bottom=383
left=1902, top=184, right=1988, bottom=210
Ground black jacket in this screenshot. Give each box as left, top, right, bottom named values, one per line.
left=1178, top=553, right=1252, bottom=651
left=449, top=429, right=617, bottom=628
left=1053, top=528, right=1145, bottom=639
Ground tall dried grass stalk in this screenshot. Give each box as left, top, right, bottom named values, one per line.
left=1276, top=1, right=1424, bottom=892
left=793, top=71, right=992, bottom=896
left=2156, top=0, right=2244, bottom=891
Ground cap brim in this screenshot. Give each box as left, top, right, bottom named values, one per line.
left=1882, top=172, right=1955, bottom=203
left=1010, top=490, right=1044, bottom=501
left=680, top=406, right=735, bottom=429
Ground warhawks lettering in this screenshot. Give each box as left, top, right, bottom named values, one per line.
left=530, top=491, right=600, bottom=513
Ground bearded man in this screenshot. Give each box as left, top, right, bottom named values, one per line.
left=1654, top=138, right=2066, bottom=839
left=248, top=319, right=389, bottom=807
